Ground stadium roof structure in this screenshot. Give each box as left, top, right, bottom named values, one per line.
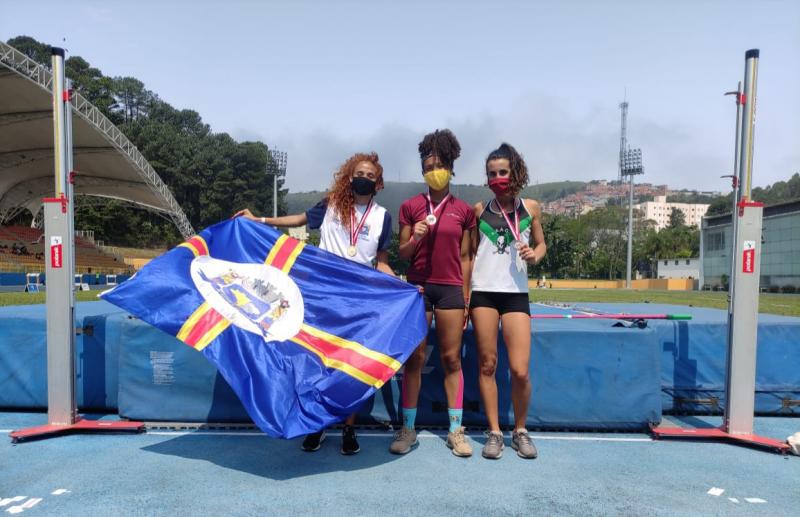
left=0, top=41, right=193, bottom=238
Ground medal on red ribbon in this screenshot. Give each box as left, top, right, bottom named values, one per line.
left=348, top=200, right=374, bottom=257
left=495, top=198, right=523, bottom=249
left=425, top=193, right=450, bottom=227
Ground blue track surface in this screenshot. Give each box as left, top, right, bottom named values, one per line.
left=1, top=412, right=798, bottom=516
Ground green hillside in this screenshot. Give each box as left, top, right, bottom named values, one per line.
left=286, top=181, right=585, bottom=226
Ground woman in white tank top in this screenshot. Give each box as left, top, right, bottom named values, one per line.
left=469, top=143, right=546, bottom=460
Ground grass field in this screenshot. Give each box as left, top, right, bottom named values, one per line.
left=0, top=290, right=100, bottom=307
left=1, top=288, right=798, bottom=317
left=530, top=288, right=800, bottom=317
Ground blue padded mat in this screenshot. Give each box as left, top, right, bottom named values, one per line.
left=0, top=300, right=125, bottom=410
left=575, top=303, right=800, bottom=415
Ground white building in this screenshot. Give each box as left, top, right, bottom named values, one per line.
left=635, top=195, right=709, bottom=230
left=288, top=226, right=309, bottom=241
left=657, top=257, right=700, bottom=279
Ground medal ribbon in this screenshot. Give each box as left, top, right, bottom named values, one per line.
left=350, top=200, right=374, bottom=248
left=494, top=198, right=521, bottom=242
left=425, top=192, right=451, bottom=221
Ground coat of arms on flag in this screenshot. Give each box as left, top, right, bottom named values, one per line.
left=102, top=218, right=427, bottom=438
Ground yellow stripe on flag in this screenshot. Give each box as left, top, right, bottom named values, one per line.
left=264, top=234, right=289, bottom=265
left=289, top=336, right=384, bottom=388
left=177, top=302, right=211, bottom=342
left=300, top=324, right=401, bottom=371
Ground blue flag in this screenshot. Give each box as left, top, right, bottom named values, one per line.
left=102, top=218, right=426, bottom=438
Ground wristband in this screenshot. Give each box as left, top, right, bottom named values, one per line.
left=260, top=217, right=266, bottom=224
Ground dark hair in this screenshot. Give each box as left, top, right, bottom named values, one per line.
left=486, top=143, right=529, bottom=195
left=418, top=129, right=461, bottom=171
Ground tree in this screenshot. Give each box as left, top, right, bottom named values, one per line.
left=668, top=207, right=686, bottom=229
left=4, top=35, right=289, bottom=248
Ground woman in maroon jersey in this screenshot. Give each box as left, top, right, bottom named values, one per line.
left=391, top=129, right=476, bottom=457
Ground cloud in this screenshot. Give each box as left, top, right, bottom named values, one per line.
left=233, top=93, right=794, bottom=194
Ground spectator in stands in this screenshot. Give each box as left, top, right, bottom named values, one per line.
left=470, top=143, right=545, bottom=460
left=234, top=151, right=394, bottom=456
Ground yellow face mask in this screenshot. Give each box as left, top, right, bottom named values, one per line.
left=423, top=168, right=452, bottom=191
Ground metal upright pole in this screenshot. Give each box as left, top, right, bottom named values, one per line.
left=651, top=49, right=787, bottom=453
left=724, top=49, right=761, bottom=436
left=45, top=48, right=77, bottom=426
left=626, top=172, right=634, bottom=288
left=725, top=81, right=744, bottom=353
left=273, top=173, right=277, bottom=218
left=10, top=50, right=145, bottom=442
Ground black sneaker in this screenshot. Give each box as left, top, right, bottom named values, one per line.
left=341, top=425, right=360, bottom=455
left=301, top=430, right=326, bottom=452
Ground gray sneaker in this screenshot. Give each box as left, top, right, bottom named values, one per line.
left=482, top=431, right=504, bottom=459
left=389, top=427, right=418, bottom=455
left=512, top=430, right=538, bottom=459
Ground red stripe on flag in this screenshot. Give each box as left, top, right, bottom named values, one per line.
left=294, top=329, right=395, bottom=383
left=184, top=308, right=226, bottom=347
left=188, top=237, right=208, bottom=256
left=269, top=238, right=300, bottom=270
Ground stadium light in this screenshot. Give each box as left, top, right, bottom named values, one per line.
left=267, top=149, right=288, bottom=218
left=621, top=147, right=644, bottom=289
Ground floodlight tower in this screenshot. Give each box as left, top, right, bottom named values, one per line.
left=622, top=148, right=644, bottom=288
left=618, top=101, right=629, bottom=184
left=268, top=149, right=288, bottom=218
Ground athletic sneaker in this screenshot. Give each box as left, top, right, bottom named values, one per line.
left=446, top=427, right=473, bottom=457
left=341, top=425, right=360, bottom=455
left=482, top=431, right=504, bottom=459
left=389, top=427, right=418, bottom=455
left=301, top=430, right=326, bottom=452
left=512, top=430, right=538, bottom=459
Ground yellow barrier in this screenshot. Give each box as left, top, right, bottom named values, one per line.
left=530, top=278, right=697, bottom=291
left=124, top=258, right=152, bottom=270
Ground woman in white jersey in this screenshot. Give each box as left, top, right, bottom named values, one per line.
left=234, top=152, right=394, bottom=455
left=469, top=143, right=546, bottom=460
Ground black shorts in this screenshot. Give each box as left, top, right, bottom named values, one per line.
left=469, top=291, right=530, bottom=315
left=413, top=282, right=465, bottom=312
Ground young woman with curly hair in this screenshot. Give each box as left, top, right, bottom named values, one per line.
left=392, top=129, right=477, bottom=457
left=234, top=152, right=393, bottom=455
left=470, top=143, right=546, bottom=460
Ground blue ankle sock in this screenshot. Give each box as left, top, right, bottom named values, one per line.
left=402, top=407, right=417, bottom=430
left=448, top=408, right=463, bottom=433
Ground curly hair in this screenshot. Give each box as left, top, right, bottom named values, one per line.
left=418, top=129, right=461, bottom=171
left=325, top=152, right=383, bottom=229
left=486, top=143, right=529, bottom=196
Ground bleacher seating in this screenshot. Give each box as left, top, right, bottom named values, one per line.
left=0, top=225, right=133, bottom=275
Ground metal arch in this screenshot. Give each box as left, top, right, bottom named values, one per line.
left=0, top=41, right=194, bottom=239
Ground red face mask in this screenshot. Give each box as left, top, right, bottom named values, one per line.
left=488, top=177, right=511, bottom=196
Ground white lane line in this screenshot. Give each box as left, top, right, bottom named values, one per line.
left=51, top=489, right=70, bottom=496
left=729, top=498, right=740, bottom=504
left=4, top=426, right=653, bottom=442
left=707, top=487, right=725, bottom=496
left=0, top=430, right=13, bottom=433
left=0, top=497, right=25, bottom=507
left=21, top=498, right=41, bottom=509
left=744, top=498, right=767, bottom=504
left=145, top=430, right=652, bottom=442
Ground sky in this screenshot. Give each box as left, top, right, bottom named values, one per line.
left=2, top=0, right=798, bottom=193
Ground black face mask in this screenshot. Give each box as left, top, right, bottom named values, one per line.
left=351, top=177, right=377, bottom=196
